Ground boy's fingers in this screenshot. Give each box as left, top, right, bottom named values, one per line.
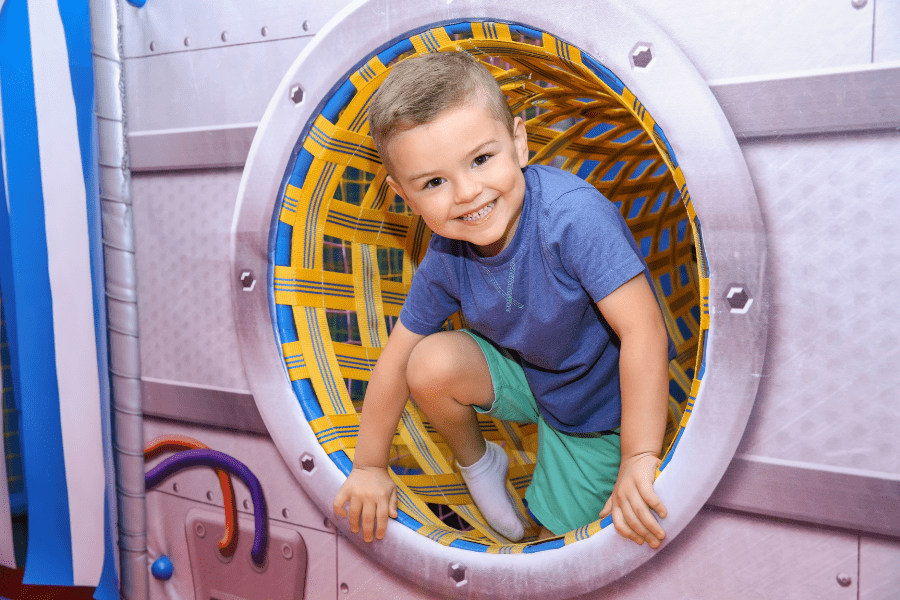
left=360, top=502, right=377, bottom=543
left=389, top=487, right=398, bottom=519
left=375, top=500, right=390, bottom=540
left=333, top=494, right=349, bottom=518
left=619, top=499, right=652, bottom=543
left=611, top=505, right=642, bottom=545
left=347, top=497, right=363, bottom=533
left=598, top=495, right=613, bottom=519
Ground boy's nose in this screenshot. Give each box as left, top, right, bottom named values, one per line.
left=455, top=175, right=483, bottom=205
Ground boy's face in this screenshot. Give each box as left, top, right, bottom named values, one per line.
left=385, top=99, right=529, bottom=257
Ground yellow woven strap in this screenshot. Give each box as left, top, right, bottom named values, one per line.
left=294, top=306, right=354, bottom=415
left=323, top=200, right=410, bottom=248
left=332, top=342, right=380, bottom=381
left=351, top=244, right=389, bottom=348
left=274, top=266, right=356, bottom=311
left=303, top=116, right=382, bottom=174
left=281, top=341, right=309, bottom=381
left=409, top=27, right=454, bottom=54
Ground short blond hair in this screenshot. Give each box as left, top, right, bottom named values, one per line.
left=368, top=51, right=515, bottom=174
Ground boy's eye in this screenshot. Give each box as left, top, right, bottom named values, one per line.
left=473, top=154, right=491, bottom=166
left=423, top=177, right=444, bottom=189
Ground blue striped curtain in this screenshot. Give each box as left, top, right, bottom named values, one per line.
left=0, top=0, right=118, bottom=596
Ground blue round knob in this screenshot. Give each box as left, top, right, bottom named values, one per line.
left=151, top=555, right=174, bottom=580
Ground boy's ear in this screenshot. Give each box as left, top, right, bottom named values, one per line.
left=512, top=116, right=529, bottom=168
left=386, top=175, right=420, bottom=214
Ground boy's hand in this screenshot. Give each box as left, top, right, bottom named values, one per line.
left=333, top=466, right=398, bottom=542
left=599, top=451, right=667, bottom=548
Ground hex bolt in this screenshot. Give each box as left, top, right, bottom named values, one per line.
left=302, top=20, right=311, bottom=31
left=725, top=284, right=753, bottom=314
left=240, top=270, right=256, bottom=292
left=630, top=43, right=653, bottom=69
left=195, top=523, right=206, bottom=538
left=300, top=454, right=316, bottom=473
left=851, top=0, right=867, bottom=8
left=290, top=84, right=305, bottom=105
left=282, top=543, right=293, bottom=560
left=448, top=562, right=468, bottom=587
left=836, top=573, right=852, bottom=587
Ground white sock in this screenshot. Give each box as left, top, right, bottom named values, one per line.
left=458, top=441, right=524, bottom=541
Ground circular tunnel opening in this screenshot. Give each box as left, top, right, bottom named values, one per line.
left=269, top=20, right=707, bottom=551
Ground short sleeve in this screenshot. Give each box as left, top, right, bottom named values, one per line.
left=398, top=237, right=462, bottom=335
left=542, top=188, right=646, bottom=303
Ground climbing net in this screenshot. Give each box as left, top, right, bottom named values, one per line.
left=271, top=20, right=710, bottom=552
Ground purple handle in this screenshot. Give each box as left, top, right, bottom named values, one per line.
left=145, top=448, right=268, bottom=565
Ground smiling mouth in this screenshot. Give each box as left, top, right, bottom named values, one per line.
left=459, top=200, right=496, bottom=222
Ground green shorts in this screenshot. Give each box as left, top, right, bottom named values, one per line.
left=463, top=330, right=622, bottom=535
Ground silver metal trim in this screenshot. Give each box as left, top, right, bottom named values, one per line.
left=128, top=62, right=900, bottom=172
left=231, top=1, right=767, bottom=598
left=709, top=61, right=900, bottom=139
left=141, top=379, right=266, bottom=435
left=91, top=0, right=146, bottom=597
left=129, top=124, right=258, bottom=172
left=709, top=454, right=900, bottom=537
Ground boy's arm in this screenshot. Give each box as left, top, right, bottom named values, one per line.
left=596, top=274, right=670, bottom=548
left=333, top=320, right=425, bottom=542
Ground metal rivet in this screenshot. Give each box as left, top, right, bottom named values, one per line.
left=340, top=583, right=350, bottom=594
left=836, top=573, right=852, bottom=587
left=243, top=499, right=251, bottom=510
left=172, top=482, right=179, bottom=493
left=630, top=43, right=653, bottom=69
left=240, top=270, right=256, bottom=292
left=302, top=20, right=310, bottom=31
left=221, top=31, right=229, bottom=42
left=261, top=26, right=268, bottom=37
left=851, top=0, right=867, bottom=8
left=282, top=508, right=290, bottom=519
left=448, top=562, right=467, bottom=587
left=183, top=36, right=191, bottom=47
left=290, top=84, right=304, bottom=105
left=149, top=41, right=156, bottom=52
left=725, top=284, right=753, bottom=314
left=300, top=453, right=316, bottom=473
left=324, top=517, right=332, bottom=529
left=281, top=543, right=293, bottom=560
left=206, top=491, right=213, bottom=501
left=195, top=523, right=206, bottom=538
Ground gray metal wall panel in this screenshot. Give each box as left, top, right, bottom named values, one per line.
left=120, top=0, right=353, bottom=58
left=124, top=37, right=309, bottom=132
left=874, top=0, right=900, bottom=62
left=591, top=508, right=858, bottom=600
left=859, top=536, right=900, bottom=600
left=131, top=168, right=250, bottom=391
left=736, top=130, right=900, bottom=474
left=632, top=0, right=874, bottom=79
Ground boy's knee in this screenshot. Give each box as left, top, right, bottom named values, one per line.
left=406, top=332, right=459, bottom=396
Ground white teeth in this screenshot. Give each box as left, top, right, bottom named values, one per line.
left=460, top=200, right=495, bottom=221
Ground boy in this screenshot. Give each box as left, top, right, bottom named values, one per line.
left=333, top=51, right=671, bottom=547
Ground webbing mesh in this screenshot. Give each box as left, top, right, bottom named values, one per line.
left=273, top=21, right=709, bottom=552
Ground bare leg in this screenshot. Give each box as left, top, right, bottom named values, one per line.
left=406, top=331, right=524, bottom=541
left=405, top=331, right=493, bottom=466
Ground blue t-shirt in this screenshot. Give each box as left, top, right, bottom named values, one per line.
left=399, top=165, right=659, bottom=433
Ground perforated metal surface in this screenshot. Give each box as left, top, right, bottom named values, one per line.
left=738, top=130, right=900, bottom=473
left=132, top=169, right=250, bottom=391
